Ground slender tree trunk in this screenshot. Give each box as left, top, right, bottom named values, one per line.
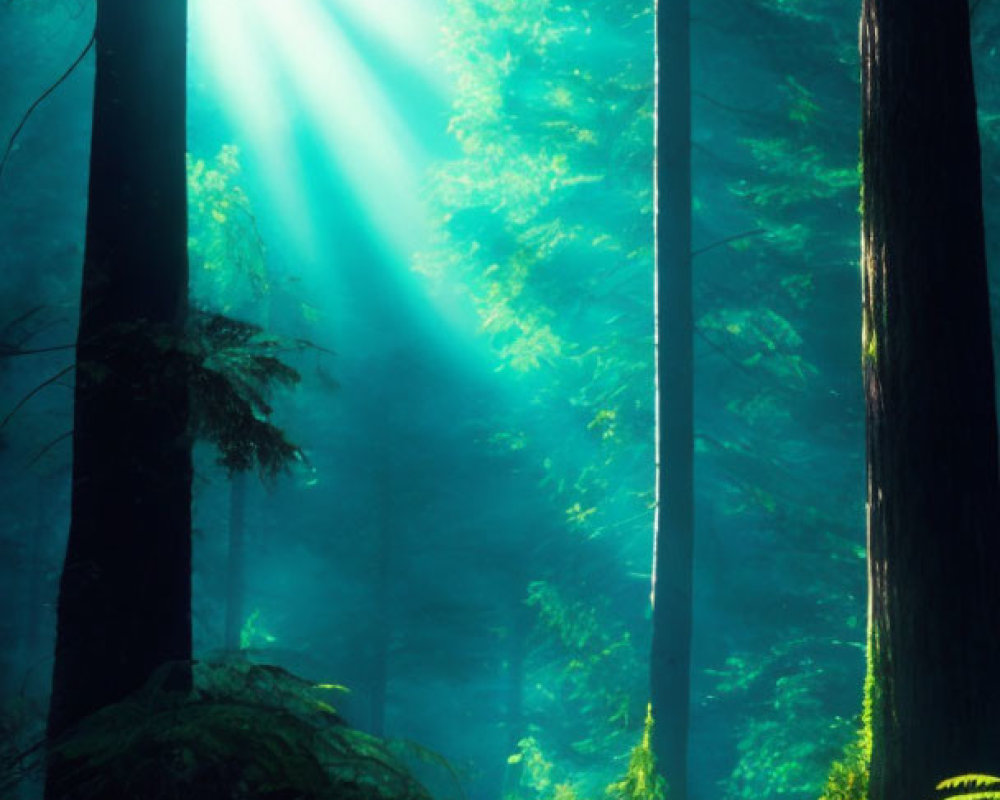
left=46, top=0, right=190, bottom=758
left=506, top=595, right=526, bottom=755
left=224, top=471, right=248, bottom=650
left=861, top=2, right=1000, bottom=798
left=369, top=470, right=392, bottom=737
left=500, top=589, right=527, bottom=800
left=650, top=1, right=692, bottom=799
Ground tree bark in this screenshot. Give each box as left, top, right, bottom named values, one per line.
left=224, top=471, right=248, bottom=651
left=861, top=2, right=1000, bottom=798
left=650, top=1, right=693, bottom=798
left=46, top=0, right=191, bottom=754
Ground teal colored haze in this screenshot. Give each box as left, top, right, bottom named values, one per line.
left=3, top=2, right=1000, bottom=800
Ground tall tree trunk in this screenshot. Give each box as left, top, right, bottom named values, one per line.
left=369, top=471, right=392, bottom=738
left=861, top=2, right=1000, bottom=798
left=650, top=0, right=692, bottom=798
left=505, top=592, right=527, bottom=756
left=500, top=588, right=528, bottom=800
left=224, top=471, right=248, bottom=651
left=46, top=0, right=191, bottom=755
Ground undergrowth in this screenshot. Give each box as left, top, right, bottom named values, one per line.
left=39, top=657, right=432, bottom=800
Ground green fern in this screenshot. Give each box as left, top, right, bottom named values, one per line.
left=938, top=776, right=1000, bottom=791
left=185, top=309, right=304, bottom=477
left=46, top=657, right=432, bottom=800
left=937, top=774, right=1000, bottom=800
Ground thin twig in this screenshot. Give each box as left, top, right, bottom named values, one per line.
left=1, top=305, right=44, bottom=333
left=693, top=91, right=774, bottom=118
left=0, top=28, right=96, bottom=184
left=692, top=228, right=768, bottom=258
left=0, top=364, right=74, bottom=431
left=0, top=343, right=75, bottom=358
left=26, top=430, right=72, bottom=468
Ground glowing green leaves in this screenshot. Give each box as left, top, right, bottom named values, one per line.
left=187, top=145, right=269, bottom=314
left=239, top=608, right=278, bottom=650
left=936, top=775, right=1000, bottom=800
left=730, top=138, right=856, bottom=210
left=606, top=705, right=667, bottom=800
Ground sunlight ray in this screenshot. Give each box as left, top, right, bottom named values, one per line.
left=250, top=0, right=428, bottom=263
left=329, top=0, right=451, bottom=95
left=189, top=0, right=319, bottom=262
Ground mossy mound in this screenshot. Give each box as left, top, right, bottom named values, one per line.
left=47, top=658, right=432, bottom=800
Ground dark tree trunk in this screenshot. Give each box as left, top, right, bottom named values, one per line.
left=650, top=0, right=692, bottom=798
left=861, top=2, right=1000, bottom=798
left=46, top=0, right=191, bottom=754
left=369, top=476, right=392, bottom=738
left=224, top=472, right=248, bottom=651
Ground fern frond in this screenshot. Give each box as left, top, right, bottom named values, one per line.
left=937, top=775, right=1000, bottom=791
left=939, top=792, right=1000, bottom=800
left=48, top=658, right=431, bottom=800
left=186, top=308, right=305, bottom=477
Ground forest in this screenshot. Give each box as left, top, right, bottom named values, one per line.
left=1, top=1, right=1000, bottom=799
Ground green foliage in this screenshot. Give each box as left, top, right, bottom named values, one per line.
left=605, top=705, right=666, bottom=800
left=184, top=144, right=319, bottom=477
left=816, top=730, right=868, bottom=800
left=185, top=310, right=304, bottom=477
left=508, top=736, right=558, bottom=795
left=421, top=0, right=654, bottom=441
left=698, top=306, right=817, bottom=388
left=505, top=736, right=586, bottom=800
left=187, top=145, right=269, bottom=313
left=423, top=4, right=656, bottom=792
left=240, top=609, right=278, bottom=650
left=753, top=0, right=825, bottom=22
left=63, top=312, right=300, bottom=479
left=936, top=775, right=1000, bottom=800
left=711, top=640, right=860, bottom=800
left=46, top=658, right=432, bottom=800
left=782, top=77, right=820, bottom=125
left=526, top=580, right=642, bottom=742
left=730, top=138, right=855, bottom=212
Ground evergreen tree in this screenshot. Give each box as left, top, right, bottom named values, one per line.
left=860, top=1, right=1000, bottom=797
left=46, top=0, right=191, bottom=753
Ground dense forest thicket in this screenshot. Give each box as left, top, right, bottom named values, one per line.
left=1, top=1, right=999, bottom=799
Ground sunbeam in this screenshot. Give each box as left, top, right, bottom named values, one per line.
left=329, top=0, right=451, bottom=95
left=189, top=0, right=318, bottom=261
left=190, top=0, right=435, bottom=268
